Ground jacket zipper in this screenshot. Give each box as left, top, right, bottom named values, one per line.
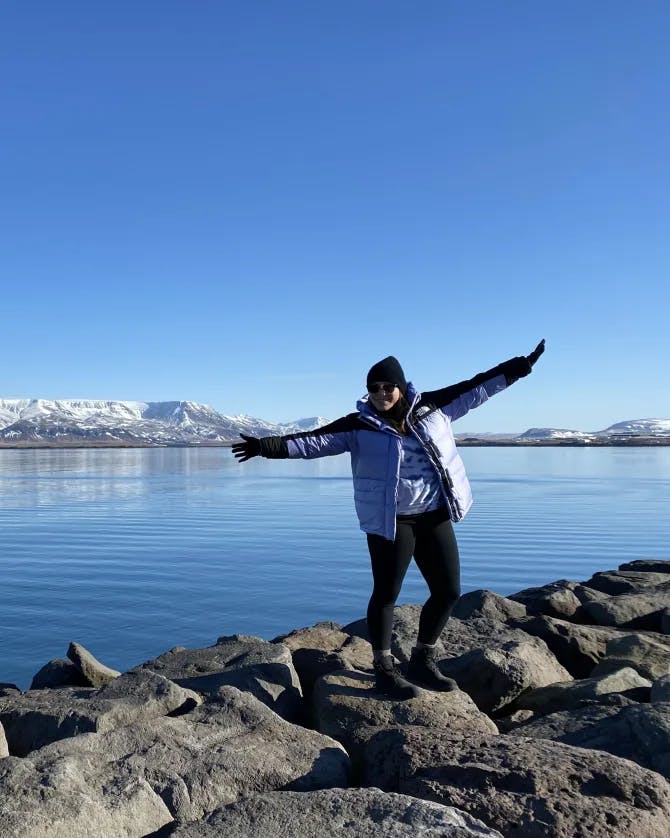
left=405, top=411, right=459, bottom=520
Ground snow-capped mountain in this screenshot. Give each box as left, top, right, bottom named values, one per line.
left=599, top=419, right=670, bottom=436
left=0, top=400, right=668, bottom=447
left=0, top=399, right=328, bottom=446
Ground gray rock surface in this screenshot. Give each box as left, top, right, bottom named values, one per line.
left=590, top=632, right=670, bottom=681
left=652, top=674, right=670, bottom=702
left=619, top=559, right=670, bottom=574
left=508, top=579, right=584, bottom=620
left=67, top=641, right=121, bottom=687
left=509, top=614, right=621, bottom=677
left=438, top=638, right=572, bottom=714
left=583, top=570, right=670, bottom=595
left=359, top=726, right=670, bottom=837
left=581, top=583, right=670, bottom=630
left=312, top=668, right=496, bottom=761
left=0, top=687, right=349, bottom=836
left=510, top=666, right=652, bottom=715
left=450, top=589, right=527, bottom=621
left=169, top=788, right=504, bottom=837
left=0, top=755, right=172, bottom=838
left=510, top=701, right=670, bottom=781
left=30, top=659, right=90, bottom=690
left=274, top=621, right=373, bottom=698
left=0, top=670, right=200, bottom=756
left=135, top=635, right=303, bottom=721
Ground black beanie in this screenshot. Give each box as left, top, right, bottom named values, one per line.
left=366, top=356, right=407, bottom=393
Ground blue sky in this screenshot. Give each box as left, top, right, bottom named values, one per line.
left=3, top=1, right=668, bottom=432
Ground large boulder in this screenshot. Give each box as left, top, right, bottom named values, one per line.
left=450, top=589, right=526, bottom=622
left=510, top=701, right=670, bottom=781
left=0, top=687, right=349, bottom=836
left=0, top=755, right=172, bottom=837
left=359, top=726, right=670, bottom=837
left=169, top=788, right=504, bottom=837
left=583, top=570, right=670, bottom=595
left=67, top=641, right=121, bottom=687
left=30, top=659, right=90, bottom=690
left=0, top=670, right=200, bottom=756
left=135, top=635, right=303, bottom=722
left=438, top=638, right=572, bottom=714
left=590, top=632, right=670, bottom=681
left=312, top=668, right=496, bottom=761
left=581, top=584, right=670, bottom=631
left=509, top=614, right=621, bottom=677
left=274, top=621, right=373, bottom=699
left=509, top=666, right=652, bottom=715
left=508, top=580, right=585, bottom=620
left=619, top=559, right=670, bottom=574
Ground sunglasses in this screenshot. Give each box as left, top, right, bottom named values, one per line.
left=367, top=383, right=397, bottom=394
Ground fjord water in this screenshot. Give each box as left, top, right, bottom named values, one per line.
left=1, top=446, right=669, bottom=689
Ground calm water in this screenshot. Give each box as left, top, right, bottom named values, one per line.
left=1, top=446, right=669, bottom=689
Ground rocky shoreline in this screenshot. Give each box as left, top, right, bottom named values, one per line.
left=1, top=559, right=669, bottom=837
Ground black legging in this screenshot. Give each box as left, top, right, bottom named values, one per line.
left=366, top=506, right=461, bottom=650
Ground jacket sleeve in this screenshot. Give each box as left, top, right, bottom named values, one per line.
left=421, top=357, right=527, bottom=423
left=259, top=415, right=358, bottom=460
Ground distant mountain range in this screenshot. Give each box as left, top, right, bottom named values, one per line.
left=0, top=399, right=668, bottom=447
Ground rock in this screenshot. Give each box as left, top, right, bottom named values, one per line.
left=663, top=608, right=670, bottom=634
left=0, top=670, right=200, bottom=756
left=509, top=666, right=652, bottom=715
left=511, top=701, right=670, bottom=781
left=67, top=641, right=121, bottom=687
left=0, top=722, right=7, bottom=759
left=508, top=579, right=584, bottom=620
left=0, top=755, right=173, bottom=838
left=0, top=684, right=21, bottom=698
left=509, top=614, right=621, bottom=677
left=312, top=668, right=497, bottom=761
left=274, top=621, right=373, bottom=699
left=438, top=638, right=572, bottom=714
left=135, top=635, right=303, bottom=722
left=451, top=589, right=527, bottom=621
left=359, top=726, right=670, bottom=837
left=3, top=686, right=349, bottom=827
left=344, top=604, right=556, bottom=665
left=583, top=570, right=670, bottom=595
left=581, top=584, right=670, bottom=630
left=619, top=559, right=670, bottom=574
left=590, top=632, right=670, bottom=681
left=651, top=674, right=670, bottom=703
left=30, top=659, right=90, bottom=690
left=168, top=788, right=504, bottom=837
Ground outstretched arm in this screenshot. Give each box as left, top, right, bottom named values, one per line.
left=232, top=414, right=362, bottom=463
left=421, top=339, right=545, bottom=422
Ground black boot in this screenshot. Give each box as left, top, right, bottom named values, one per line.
left=407, top=646, right=458, bottom=692
left=373, top=656, right=420, bottom=700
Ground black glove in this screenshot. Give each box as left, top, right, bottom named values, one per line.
left=232, top=433, right=261, bottom=463
left=503, top=339, right=546, bottom=384
left=527, top=338, right=545, bottom=367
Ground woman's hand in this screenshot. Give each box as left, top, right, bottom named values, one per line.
left=232, top=433, right=261, bottom=462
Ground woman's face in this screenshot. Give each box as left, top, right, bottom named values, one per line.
left=367, top=382, right=401, bottom=412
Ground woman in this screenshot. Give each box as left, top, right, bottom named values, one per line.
left=232, top=340, right=545, bottom=699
